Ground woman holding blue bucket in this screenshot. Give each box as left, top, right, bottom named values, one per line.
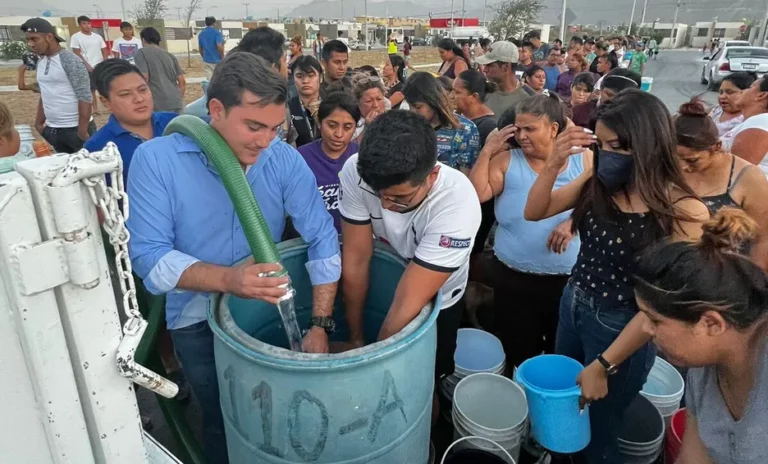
left=635, top=208, right=768, bottom=464
left=524, top=89, right=709, bottom=463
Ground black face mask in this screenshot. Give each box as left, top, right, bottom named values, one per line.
left=597, top=148, right=634, bottom=192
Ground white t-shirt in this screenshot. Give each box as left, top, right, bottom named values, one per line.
left=722, top=113, right=768, bottom=177
left=112, top=37, right=142, bottom=61
left=339, top=155, right=482, bottom=309
left=37, top=52, right=83, bottom=128
left=70, top=31, right=107, bottom=67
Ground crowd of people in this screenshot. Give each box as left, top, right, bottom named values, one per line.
left=2, top=16, right=767, bottom=464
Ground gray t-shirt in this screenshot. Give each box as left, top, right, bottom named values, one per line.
left=484, top=85, right=533, bottom=118
left=134, top=45, right=183, bottom=113
left=686, top=344, right=768, bottom=464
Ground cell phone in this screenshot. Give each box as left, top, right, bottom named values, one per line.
left=22, top=52, right=39, bottom=71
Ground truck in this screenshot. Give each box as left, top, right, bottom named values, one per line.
left=0, top=145, right=191, bottom=463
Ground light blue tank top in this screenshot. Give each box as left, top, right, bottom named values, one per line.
left=494, top=149, right=584, bottom=275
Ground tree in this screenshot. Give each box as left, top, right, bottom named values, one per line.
left=488, top=0, right=543, bottom=40
left=183, top=0, right=203, bottom=28
left=133, top=0, right=168, bottom=26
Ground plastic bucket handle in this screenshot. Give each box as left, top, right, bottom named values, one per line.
left=440, top=436, right=516, bottom=464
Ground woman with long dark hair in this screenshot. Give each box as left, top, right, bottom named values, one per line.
left=709, top=72, right=754, bottom=136
left=471, top=94, right=588, bottom=369
left=383, top=54, right=406, bottom=109
left=404, top=71, right=480, bottom=173
left=523, top=65, right=547, bottom=94
left=525, top=89, right=709, bottom=463
left=453, top=69, right=497, bottom=145
left=635, top=208, right=768, bottom=464
left=675, top=97, right=768, bottom=267
left=437, top=38, right=469, bottom=79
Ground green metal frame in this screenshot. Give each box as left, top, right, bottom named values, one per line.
left=132, top=278, right=207, bottom=464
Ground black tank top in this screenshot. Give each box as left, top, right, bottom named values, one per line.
left=439, top=60, right=458, bottom=79
left=701, top=155, right=746, bottom=215
left=571, top=208, right=655, bottom=307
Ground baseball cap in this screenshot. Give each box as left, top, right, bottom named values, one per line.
left=475, top=41, right=519, bottom=65
left=21, top=18, right=65, bottom=42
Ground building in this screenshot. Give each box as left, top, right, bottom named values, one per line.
left=690, top=21, right=746, bottom=48
left=639, top=22, right=688, bottom=48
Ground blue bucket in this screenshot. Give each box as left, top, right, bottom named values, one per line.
left=516, top=355, right=590, bottom=454
left=454, top=329, right=505, bottom=375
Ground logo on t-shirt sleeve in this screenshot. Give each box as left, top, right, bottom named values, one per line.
left=439, top=235, right=471, bottom=249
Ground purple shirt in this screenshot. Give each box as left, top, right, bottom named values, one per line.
left=556, top=70, right=577, bottom=98
left=298, top=139, right=359, bottom=233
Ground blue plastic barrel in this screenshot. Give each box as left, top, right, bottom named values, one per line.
left=516, top=355, right=590, bottom=454
left=209, top=239, right=441, bottom=463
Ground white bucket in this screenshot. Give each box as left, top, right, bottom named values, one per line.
left=454, top=329, right=506, bottom=375
left=452, top=373, right=528, bottom=463
left=640, top=357, right=684, bottom=426
left=617, top=395, right=665, bottom=464
left=441, top=436, right=516, bottom=464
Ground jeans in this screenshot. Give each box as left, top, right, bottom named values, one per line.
left=555, top=283, right=656, bottom=464
left=171, top=321, right=229, bottom=464
left=42, top=121, right=97, bottom=154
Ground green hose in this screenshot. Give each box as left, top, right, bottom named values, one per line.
left=163, top=115, right=284, bottom=274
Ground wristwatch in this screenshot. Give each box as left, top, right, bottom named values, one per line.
left=596, top=353, right=619, bottom=375
left=309, top=316, right=336, bottom=335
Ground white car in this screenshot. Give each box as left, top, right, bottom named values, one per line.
left=701, top=46, right=768, bottom=90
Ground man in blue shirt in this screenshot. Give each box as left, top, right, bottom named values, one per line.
left=84, top=59, right=176, bottom=184
left=126, top=53, right=340, bottom=463
left=197, top=16, right=224, bottom=80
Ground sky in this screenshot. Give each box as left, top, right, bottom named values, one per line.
left=0, top=0, right=763, bottom=25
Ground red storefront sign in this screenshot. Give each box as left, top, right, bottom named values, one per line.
left=429, top=18, right=480, bottom=28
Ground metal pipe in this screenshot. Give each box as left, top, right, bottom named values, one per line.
left=560, top=0, right=567, bottom=42
left=641, top=0, right=649, bottom=24
left=669, top=2, right=681, bottom=48
left=628, top=0, right=637, bottom=35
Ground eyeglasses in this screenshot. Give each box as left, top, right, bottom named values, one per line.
left=360, top=178, right=427, bottom=210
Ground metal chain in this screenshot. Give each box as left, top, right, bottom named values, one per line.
left=75, top=148, right=143, bottom=335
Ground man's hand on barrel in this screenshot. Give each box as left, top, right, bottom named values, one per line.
left=225, top=262, right=289, bottom=304
left=302, top=326, right=329, bottom=354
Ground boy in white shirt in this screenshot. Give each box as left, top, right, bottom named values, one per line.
left=339, top=110, right=481, bottom=399
left=70, top=15, right=108, bottom=114
left=111, top=21, right=142, bottom=62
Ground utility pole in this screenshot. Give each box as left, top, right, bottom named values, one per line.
left=363, top=0, right=368, bottom=48
left=277, top=8, right=280, bottom=21
left=483, top=0, right=487, bottom=25
left=559, top=0, right=567, bottom=42
left=120, top=0, right=126, bottom=20
left=669, top=2, right=682, bottom=48
left=628, top=0, right=637, bottom=35
left=450, top=0, right=455, bottom=38
left=175, top=6, right=182, bottom=20
left=461, top=0, right=465, bottom=21
left=641, top=0, right=649, bottom=24
left=242, top=2, right=250, bottom=18
left=340, top=0, right=344, bottom=19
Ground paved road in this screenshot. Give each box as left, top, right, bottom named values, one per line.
left=644, top=50, right=718, bottom=112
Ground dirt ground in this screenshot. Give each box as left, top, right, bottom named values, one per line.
left=2, top=47, right=440, bottom=138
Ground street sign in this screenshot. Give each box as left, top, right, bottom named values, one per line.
left=558, top=7, right=577, bottom=26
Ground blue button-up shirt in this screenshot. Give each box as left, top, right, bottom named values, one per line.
left=84, top=112, right=177, bottom=185
left=126, top=132, right=341, bottom=329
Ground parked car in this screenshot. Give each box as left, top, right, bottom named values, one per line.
left=701, top=46, right=768, bottom=90
left=723, top=40, right=751, bottom=48
left=411, top=37, right=427, bottom=46
left=349, top=41, right=371, bottom=51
